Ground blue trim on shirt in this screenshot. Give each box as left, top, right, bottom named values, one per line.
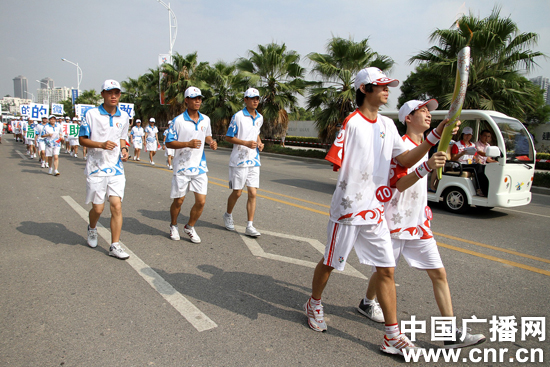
left=183, top=110, right=204, bottom=131
left=98, top=104, right=122, bottom=127
left=242, top=108, right=261, bottom=126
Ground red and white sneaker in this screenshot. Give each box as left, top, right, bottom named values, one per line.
left=380, top=334, right=419, bottom=356
left=303, top=299, right=327, bottom=332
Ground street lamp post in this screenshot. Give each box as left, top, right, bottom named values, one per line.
left=36, top=80, right=51, bottom=106
left=156, top=0, right=177, bottom=58
left=61, top=58, right=83, bottom=92
left=24, top=91, right=35, bottom=103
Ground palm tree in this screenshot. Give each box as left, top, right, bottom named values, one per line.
left=403, top=7, right=546, bottom=121
left=307, top=36, right=395, bottom=142
left=237, top=43, right=308, bottom=140
left=199, top=61, right=249, bottom=136
left=75, top=89, right=101, bottom=106
left=161, top=52, right=209, bottom=118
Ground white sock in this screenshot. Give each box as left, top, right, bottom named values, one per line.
left=363, top=296, right=376, bottom=305
left=247, top=221, right=253, bottom=227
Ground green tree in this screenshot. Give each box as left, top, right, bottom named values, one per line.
left=199, top=61, right=249, bottom=135
left=237, top=43, right=308, bottom=139
left=161, top=52, right=210, bottom=118
left=60, top=97, right=75, bottom=117
left=75, top=89, right=101, bottom=106
left=403, top=7, right=546, bottom=122
left=307, top=36, right=395, bottom=142
left=122, top=68, right=170, bottom=127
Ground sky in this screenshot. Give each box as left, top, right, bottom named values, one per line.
left=2, top=0, right=549, bottom=111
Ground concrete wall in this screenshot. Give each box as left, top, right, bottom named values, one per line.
left=286, top=120, right=318, bottom=138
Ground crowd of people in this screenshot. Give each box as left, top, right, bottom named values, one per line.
left=6, top=114, right=86, bottom=175
left=5, top=69, right=491, bottom=359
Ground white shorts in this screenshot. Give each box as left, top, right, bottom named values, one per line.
left=228, top=166, right=260, bottom=190
left=146, top=141, right=158, bottom=152
left=165, top=148, right=175, bottom=157
left=37, top=141, right=45, bottom=151
left=392, top=237, right=443, bottom=269
left=133, top=140, right=143, bottom=149
left=70, top=137, right=80, bottom=147
left=171, top=173, right=208, bottom=198
left=25, top=138, right=34, bottom=145
left=45, top=145, right=61, bottom=157
left=324, top=220, right=395, bottom=271
left=86, top=175, right=126, bottom=205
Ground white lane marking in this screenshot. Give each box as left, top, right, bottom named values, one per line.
left=235, top=226, right=367, bottom=280
left=62, top=195, right=217, bottom=332
left=499, top=207, right=550, bottom=219
left=16, top=150, right=27, bottom=159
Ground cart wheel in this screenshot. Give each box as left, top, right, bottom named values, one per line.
left=443, top=187, right=469, bottom=214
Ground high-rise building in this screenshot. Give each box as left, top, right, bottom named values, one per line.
left=37, top=86, right=71, bottom=105
left=39, top=77, right=54, bottom=89
left=530, top=76, right=550, bottom=106
left=13, top=75, right=28, bottom=99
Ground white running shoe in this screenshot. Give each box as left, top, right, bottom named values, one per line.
left=54, top=170, right=60, bottom=176
left=304, top=299, right=327, bottom=332
left=41, top=162, right=46, bottom=168
left=245, top=225, right=261, bottom=237
left=109, top=243, right=129, bottom=260
left=223, top=213, right=235, bottom=231
left=87, top=226, right=98, bottom=248
left=169, top=165, right=173, bottom=170
left=137, top=157, right=140, bottom=161
left=45, top=163, right=49, bottom=168
left=380, top=334, right=419, bottom=356
left=357, top=299, right=385, bottom=323
left=150, top=161, right=155, bottom=165
left=48, top=168, right=53, bottom=175
left=170, top=225, right=180, bottom=240
left=183, top=225, right=201, bottom=243
left=444, top=328, right=486, bottom=349
left=74, top=153, right=78, bottom=158
left=380, top=334, right=418, bottom=356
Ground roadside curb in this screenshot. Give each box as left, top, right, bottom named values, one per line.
left=532, top=186, right=550, bottom=196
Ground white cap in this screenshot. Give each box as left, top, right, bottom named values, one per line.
left=354, top=67, right=399, bottom=90
left=72, top=117, right=78, bottom=121
left=65, top=116, right=70, bottom=120
left=184, top=86, right=203, bottom=98
left=48, top=115, right=56, bottom=119
left=136, top=119, right=141, bottom=123
left=244, top=88, right=260, bottom=98
left=462, top=126, right=473, bottom=135
left=101, top=79, right=121, bottom=91
left=149, top=118, right=155, bottom=123
left=398, top=99, right=438, bottom=123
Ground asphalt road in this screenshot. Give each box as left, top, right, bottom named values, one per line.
left=1, top=137, right=549, bottom=367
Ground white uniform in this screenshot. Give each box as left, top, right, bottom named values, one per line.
left=163, top=129, right=174, bottom=157
left=79, top=105, right=129, bottom=204
left=130, top=126, right=144, bottom=149
left=384, top=135, right=442, bottom=270
left=43, top=123, right=62, bottom=157
left=145, top=125, right=158, bottom=151
left=35, top=123, right=46, bottom=151
left=322, top=110, right=408, bottom=270
left=165, top=110, right=212, bottom=197
left=226, top=108, right=263, bottom=189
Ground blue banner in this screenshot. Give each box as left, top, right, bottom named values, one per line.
left=71, top=89, right=79, bottom=105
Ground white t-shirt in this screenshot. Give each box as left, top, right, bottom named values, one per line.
left=325, top=110, right=408, bottom=225
left=42, top=123, right=62, bottom=147
left=131, top=126, right=145, bottom=142
left=226, top=108, right=263, bottom=167
left=385, top=136, right=433, bottom=240
left=145, top=125, right=158, bottom=143
left=79, top=104, right=129, bottom=177
left=451, top=140, right=475, bottom=164
left=165, top=110, right=212, bottom=176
